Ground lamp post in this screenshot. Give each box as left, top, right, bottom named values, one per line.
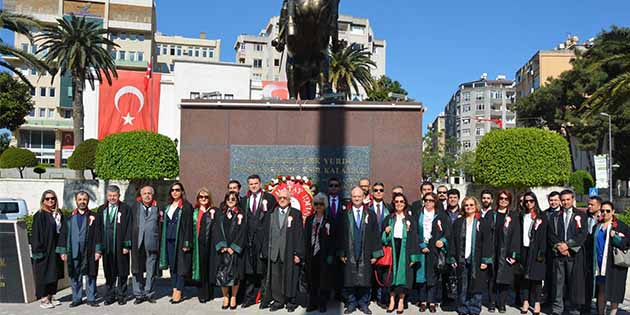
left=600, top=112, right=613, bottom=202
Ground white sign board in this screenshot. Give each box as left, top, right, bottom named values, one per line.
left=594, top=154, right=609, bottom=189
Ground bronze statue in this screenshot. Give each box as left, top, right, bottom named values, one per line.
left=272, top=0, right=340, bottom=100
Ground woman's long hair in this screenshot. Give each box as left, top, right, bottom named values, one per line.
left=39, top=190, right=59, bottom=212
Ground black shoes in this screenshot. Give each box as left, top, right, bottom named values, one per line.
left=270, top=303, right=285, bottom=312
left=134, top=297, right=145, bottom=305
left=104, top=298, right=116, bottom=306
left=359, top=306, right=372, bottom=315
left=87, top=301, right=99, bottom=307
left=118, top=297, right=127, bottom=305
left=241, top=301, right=255, bottom=308
left=69, top=300, right=83, bottom=308
left=344, top=307, right=356, bottom=314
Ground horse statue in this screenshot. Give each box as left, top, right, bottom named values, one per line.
left=272, top=0, right=340, bottom=100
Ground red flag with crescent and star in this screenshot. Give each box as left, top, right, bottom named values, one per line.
left=98, top=69, right=161, bottom=139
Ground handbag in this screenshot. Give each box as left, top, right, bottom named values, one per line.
left=435, top=250, right=447, bottom=274
left=375, top=246, right=392, bottom=267
left=446, top=270, right=458, bottom=300
left=613, top=247, right=630, bottom=268
left=215, top=254, right=236, bottom=287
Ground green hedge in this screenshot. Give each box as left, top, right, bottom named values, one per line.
left=21, top=208, right=99, bottom=238
left=68, top=138, right=98, bottom=176
left=0, top=147, right=37, bottom=178
left=95, top=131, right=179, bottom=180
left=569, top=170, right=595, bottom=195
left=618, top=210, right=630, bottom=226
left=474, top=128, right=571, bottom=188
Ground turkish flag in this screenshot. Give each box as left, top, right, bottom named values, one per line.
left=98, top=69, right=161, bottom=139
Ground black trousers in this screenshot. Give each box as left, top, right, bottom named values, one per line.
left=36, top=281, right=58, bottom=299
left=244, top=273, right=264, bottom=303
left=309, top=256, right=329, bottom=307
left=103, top=252, right=128, bottom=299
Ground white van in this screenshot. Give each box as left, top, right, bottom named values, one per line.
left=0, top=198, right=29, bottom=220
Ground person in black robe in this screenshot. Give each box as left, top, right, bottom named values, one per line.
left=338, top=186, right=383, bottom=315
left=159, top=182, right=194, bottom=304
left=57, top=191, right=101, bottom=307
left=216, top=191, right=248, bottom=309
left=325, top=177, right=344, bottom=301
left=241, top=174, right=277, bottom=308
left=191, top=188, right=220, bottom=303
left=518, top=192, right=547, bottom=315
left=582, top=195, right=602, bottom=314
left=31, top=190, right=64, bottom=309
left=448, top=196, right=493, bottom=315
left=490, top=190, right=521, bottom=313
left=260, top=188, right=305, bottom=312
left=592, top=201, right=630, bottom=315
left=542, top=191, right=561, bottom=305
left=305, top=193, right=336, bottom=313
left=97, top=185, right=132, bottom=305
left=548, top=190, right=588, bottom=315
left=479, top=190, right=497, bottom=312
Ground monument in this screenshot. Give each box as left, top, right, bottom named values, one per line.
left=0, top=220, right=36, bottom=303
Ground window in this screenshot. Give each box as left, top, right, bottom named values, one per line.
left=119, top=51, right=126, bottom=60
left=238, top=58, right=245, bottom=64
left=208, top=49, right=214, bottom=58
left=476, top=103, right=485, bottom=111
left=48, top=108, right=55, bottom=118
left=129, top=33, right=137, bottom=41
left=463, top=141, right=471, bottom=149
left=39, top=108, right=46, bottom=117
left=190, top=92, right=200, bottom=99
left=176, top=46, right=182, bottom=56
left=138, top=34, right=144, bottom=41
left=476, top=127, right=484, bottom=136
left=169, top=45, right=175, bottom=55
left=255, top=44, right=264, bottom=51
left=169, top=64, right=174, bottom=72
left=31, top=44, right=38, bottom=54
left=129, top=51, right=136, bottom=62
left=463, top=92, right=470, bottom=102
left=462, top=129, right=471, bottom=136
left=252, top=73, right=262, bottom=80
left=187, top=47, right=193, bottom=56
left=29, top=109, right=35, bottom=117
left=137, top=52, right=144, bottom=62
left=253, top=59, right=263, bottom=68
left=224, top=94, right=234, bottom=100
left=31, top=68, right=37, bottom=75
left=463, top=104, right=471, bottom=112
left=119, top=32, right=127, bottom=40
left=476, top=91, right=485, bottom=100
left=274, top=59, right=280, bottom=67
left=49, top=87, right=55, bottom=97
left=163, top=45, right=168, bottom=55
left=490, top=90, right=502, bottom=99
left=193, top=48, right=199, bottom=57
left=30, top=88, right=36, bottom=96
left=63, top=110, right=72, bottom=119
left=40, top=87, right=46, bottom=97
left=202, top=48, right=207, bottom=58
left=240, top=43, right=246, bottom=51
left=462, top=118, right=471, bottom=125
left=156, top=44, right=161, bottom=55
left=110, top=50, right=117, bottom=59
left=110, top=32, right=117, bottom=40
left=21, top=43, right=29, bottom=52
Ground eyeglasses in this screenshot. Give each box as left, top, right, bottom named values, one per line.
left=198, top=195, right=209, bottom=200
left=45, top=197, right=56, bottom=201
left=423, top=199, right=435, bottom=203
left=227, top=198, right=237, bottom=202
left=278, top=196, right=290, bottom=200
left=524, top=199, right=535, bottom=204
left=329, top=184, right=339, bottom=188
left=171, top=188, right=182, bottom=192
left=394, top=200, right=405, bottom=204
left=314, top=202, right=325, bottom=206
left=498, top=197, right=509, bottom=201
left=437, top=191, right=447, bottom=194
left=603, top=209, right=613, bottom=213
left=373, top=189, right=384, bottom=193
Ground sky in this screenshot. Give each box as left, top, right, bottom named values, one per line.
left=3, top=1, right=630, bottom=132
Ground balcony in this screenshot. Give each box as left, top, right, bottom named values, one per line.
left=24, top=118, right=73, bottom=129
left=115, top=59, right=147, bottom=69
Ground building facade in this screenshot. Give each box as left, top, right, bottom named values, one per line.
left=444, top=74, right=516, bottom=152
left=155, top=32, right=221, bottom=73
left=4, top=0, right=156, bottom=167
left=234, top=14, right=386, bottom=100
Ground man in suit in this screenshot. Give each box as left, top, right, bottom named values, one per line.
left=130, top=185, right=161, bottom=304
left=437, top=185, right=449, bottom=211
left=241, top=174, right=277, bottom=308
left=543, top=191, right=560, bottom=305
left=326, top=177, right=344, bottom=300
left=370, top=182, right=391, bottom=308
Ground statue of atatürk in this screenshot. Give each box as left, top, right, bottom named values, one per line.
left=272, top=0, right=340, bottom=100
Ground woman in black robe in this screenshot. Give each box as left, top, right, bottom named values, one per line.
left=593, top=201, right=630, bottom=315
left=304, top=193, right=336, bottom=313
left=215, top=191, right=247, bottom=310
left=518, top=192, right=547, bottom=315
left=159, top=182, right=194, bottom=304
left=492, top=190, right=521, bottom=312
left=192, top=188, right=220, bottom=303
left=31, top=190, right=64, bottom=309
left=449, top=196, right=493, bottom=315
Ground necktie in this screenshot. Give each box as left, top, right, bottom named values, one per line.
left=144, top=205, right=149, bottom=218
left=557, top=211, right=565, bottom=242
left=564, top=209, right=572, bottom=240
left=109, top=205, right=115, bottom=223
left=356, top=209, right=361, bottom=227
left=331, top=197, right=337, bottom=218
left=313, top=222, right=321, bottom=256
left=252, top=194, right=258, bottom=215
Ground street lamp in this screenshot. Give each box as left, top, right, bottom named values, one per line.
left=600, top=112, right=613, bottom=202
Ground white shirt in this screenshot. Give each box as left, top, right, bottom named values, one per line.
left=249, top=191, right=261, bottom=212
left=374, top=201, right=384, bottom=217
left=465, top=219, right=474, bottom=259
left=393, top=213, right=404, bottom=239
left=481, top=208, right=491, bottom=218
left=167, top=204, right=177, bottom=219
left=564, top=207, right=573, bottom=240
left=423, top=209, right=435, bottom=242
left=523, top=213, right=534, bottom=247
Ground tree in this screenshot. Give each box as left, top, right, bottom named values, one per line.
left=67, top=138, right=98, bottom=179
left=367, top=75, right=409, bottom=101
left=329, top=43, right=375, bottom=100
left=36, top=15, right=118, bottom=178
left=475, top=128, right=571, bottom=188
left=33, top=164, right=46, bottom=179
left=95, top=131, right=179, bottom=180
left=569, top=170, right=594, bottom=196
left=0, top=128, right=12, bottom=155
left=0, top=147, right=37, bottom=178
left=422, top=129, right=459, bottom=182
left=0, top=72, right=35, bottom=131
left=0, top=10, right=49, bottom=87
left=456, top=150, right=477, bottom=180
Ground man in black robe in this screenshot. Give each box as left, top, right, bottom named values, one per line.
left=338, top=186, right=383, bottom=315
left=479, top=190, right=497, bottom=312
left=98, top=185, right=132, bottom=305
left=261, top=188, right=305, bottom=312
left=57, top=191, right=100, bottom=307
left=581, top=195, right=602, bottom=314
left=549, top=190, right=588, bottom=315
left=241, top=174, right=277, bottom=308
left=543, top=190, right=561, bottom=305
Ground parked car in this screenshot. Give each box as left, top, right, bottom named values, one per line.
left=0, top=198, right=29, bottom=220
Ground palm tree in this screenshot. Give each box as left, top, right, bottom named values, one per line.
left=329, top=43, right=376, bottom=100
left=0, top=10, right=49, bottom=87
left=36, top=15, right=118, bottom=170
left=582, top=27, right=630, bottom=114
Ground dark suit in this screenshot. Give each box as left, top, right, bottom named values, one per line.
left=130, top=201, right=161, bottom=299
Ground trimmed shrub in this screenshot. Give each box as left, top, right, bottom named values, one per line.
left=95, top=131, right=179, bottom=180
left=569, top=170, right=595, bottom=195
left=474, top=128, right=571, bottom=188
left=0, top=147, right=37, bottom=178
left=68, top=138, right=99, bottom=178
left=33, top=164, right=47, bottom=179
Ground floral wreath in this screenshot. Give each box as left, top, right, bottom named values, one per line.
left=264, top=175, right=314, bottom=192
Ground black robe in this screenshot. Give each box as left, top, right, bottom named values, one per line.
left=130, top=201, right=162, bottom=274
left=97, top=202, right=132, bottom=277
left=31, top=210, right=64, bottom=286
left=159, top=200, right=194, bottom=276
left=415, top=209, right=452, bottom=286
left=214, top=208, right=247, bottom=284
left=449, top=216, right=493, bottom=294
left=591, top=220, right=630, bottom=303
left=521, top=212, right=547, bottom=281
left=548, top=208, right=588, bottom=305
left=241, top=191, right=277, bottom=275
left=56, top=210, right=101, bottom=278
left=491, top=210, right=522, bottom=285
left=337, top=205, right=383, bottom=287
left=261, top=207, right=305, bottom=298
left=304, top=214, right=336, bottom=290
left=192, top=207, right=221, bottom=285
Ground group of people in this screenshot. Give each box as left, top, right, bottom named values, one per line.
left=30, top=176, right=629, bottom=315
